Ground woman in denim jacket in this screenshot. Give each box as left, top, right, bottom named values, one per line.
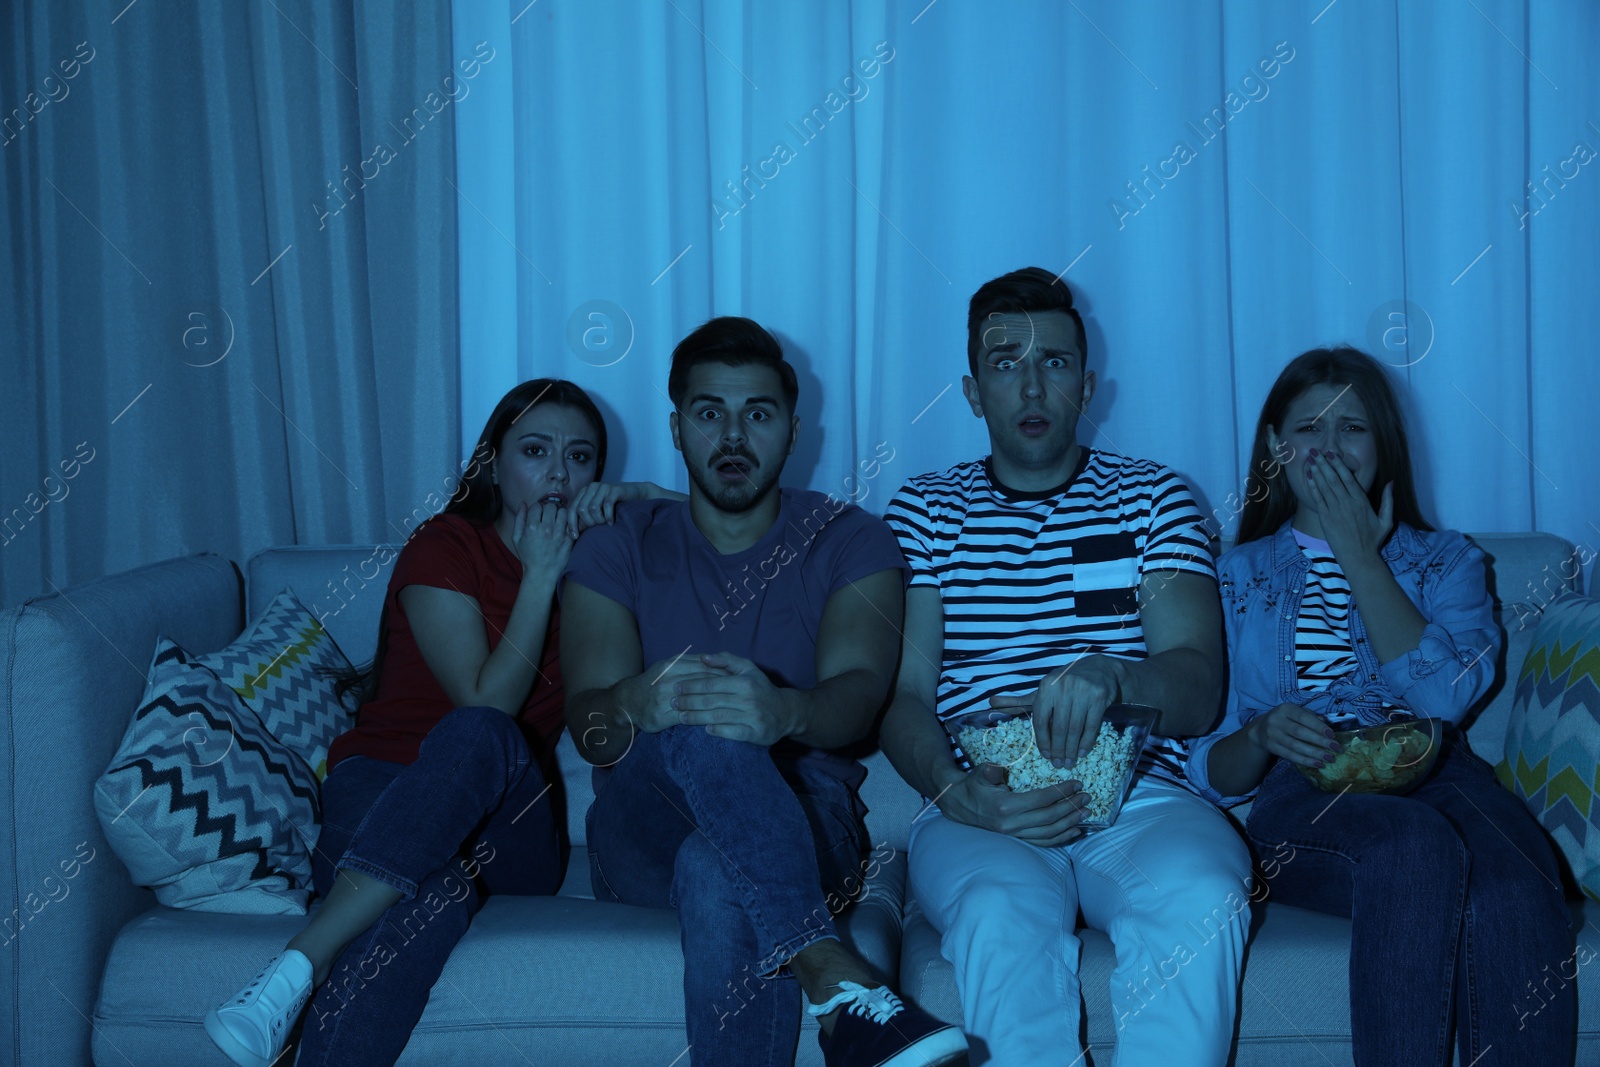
left=1186, top=347, right=1574, bottom=1067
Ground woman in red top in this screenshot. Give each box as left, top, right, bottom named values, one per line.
left=206, top=379, right=682, bottom=1067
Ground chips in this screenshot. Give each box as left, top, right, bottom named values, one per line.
left=1306, top=721, right=1436, bottom=793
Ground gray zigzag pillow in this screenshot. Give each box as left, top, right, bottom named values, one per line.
left=94, top=639, right=321, bottom=914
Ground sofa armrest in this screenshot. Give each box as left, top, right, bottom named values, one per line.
left=0, top=554, right=242, bottom=1067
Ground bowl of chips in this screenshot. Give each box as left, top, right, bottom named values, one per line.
left=951, top=703, right=1157, bottom=830
left=1297, top=716, right=1442, bottom=795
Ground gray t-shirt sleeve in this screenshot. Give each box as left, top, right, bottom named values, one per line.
left=561, top=510, right=639, bottom=612
left=813, top=503, right=911, bottom=600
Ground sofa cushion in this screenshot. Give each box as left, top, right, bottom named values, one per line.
left=1499, top=593, right=1600, bottom=900
left=94, top=854, right=910, bottom=1067
left=188, top=587, right=357, bottom=780
left=94, top=639, right=321, bottom=914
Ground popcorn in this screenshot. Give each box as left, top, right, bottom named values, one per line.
left=957, top=717, right=1139, bottom=823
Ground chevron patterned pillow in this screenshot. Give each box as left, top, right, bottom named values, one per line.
left=188, top=588, right=357, bottom=780
left=94, top=639, right=321, bottom=913
left=1498, top=592, right=1600, bottom=902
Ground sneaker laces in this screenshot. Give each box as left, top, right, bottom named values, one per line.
left=806, top=980, right=905, bottom=1024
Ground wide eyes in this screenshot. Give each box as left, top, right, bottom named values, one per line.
left=695, top=408, right=771, bottom=422
left=991, top=355, right=1069, bottom=371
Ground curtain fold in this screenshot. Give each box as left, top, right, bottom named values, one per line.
left=456, top=0, right=1596, bottom=584
left=1, top=0, right=462, bottom=609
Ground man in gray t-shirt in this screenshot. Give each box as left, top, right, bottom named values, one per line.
left=561, top=316, right=965, bottom=1067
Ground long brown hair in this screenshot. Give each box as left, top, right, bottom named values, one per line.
left=331, top=379, right=608, bottom=705
left=1236, top=347, right=1432, bottom=545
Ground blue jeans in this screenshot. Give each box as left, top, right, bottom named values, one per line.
left=587, top=726, right=868, bottom=1067
left=297, top=706, right=562, bottom=1067
left=1246, top=733, right=1575, bottom=1067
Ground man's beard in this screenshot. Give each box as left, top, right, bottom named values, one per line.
left=687, top=449, right=785, bottom=514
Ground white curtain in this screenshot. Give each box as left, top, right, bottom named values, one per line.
left=1, top=1, right=462, bottom=609
left=452, top=0, right=1598, bottom=585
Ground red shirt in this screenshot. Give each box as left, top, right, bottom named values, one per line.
left=327, top=514, right=565, bottom=770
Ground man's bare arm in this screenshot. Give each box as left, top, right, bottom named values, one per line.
left=786, top=568, right=906, bottom=749
left=560, top=579, right=696, bottom=767
left=1121, top=570, right=1225, bottom=737
left=879, top=587, right=961, bottom=799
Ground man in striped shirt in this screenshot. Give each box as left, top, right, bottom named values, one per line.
left=880, top=267, right=1252, bottom=1066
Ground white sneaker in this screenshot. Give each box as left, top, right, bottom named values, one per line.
left=204, top=950, right=314, bottom=1067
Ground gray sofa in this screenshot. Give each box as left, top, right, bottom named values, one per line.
left=0, top=534, right=1594, bottom=1066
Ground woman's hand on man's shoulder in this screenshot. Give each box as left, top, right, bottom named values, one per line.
left=568, top=481, right=686, bottom=537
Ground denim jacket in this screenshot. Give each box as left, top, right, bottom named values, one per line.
left=1186, top=520, right=1501, bottom=805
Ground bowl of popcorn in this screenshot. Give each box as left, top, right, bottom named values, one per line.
left=1296, top=716, right=1441, bottom=795
left=952, top=703, right=1158, bottom=832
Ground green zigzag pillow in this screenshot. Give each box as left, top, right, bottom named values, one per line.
left=1498, top=592, right=1600, bottom=901
left=188, top=588, right=357, bottom=780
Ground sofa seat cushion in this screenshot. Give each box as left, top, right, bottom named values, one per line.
left=94, top=855, right=909, bottom=1066
left=901, top=895, right=1600, bottom=1066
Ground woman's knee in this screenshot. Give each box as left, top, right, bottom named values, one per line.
left=1320, top=801, right=1470, bottom=902
left=427, top=705, right=529, bottom=766
left=1365, top=801, right=1466, bottom=861
left=1263, top=794, right=1464, bottom=862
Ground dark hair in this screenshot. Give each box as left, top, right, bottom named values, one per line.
left=330, top=378, right=607, bottom=705
left=1236, top=346, right=1433, bottom=544
left=667, top=316, right=798, bottom=413
left=966, top=266, right=1088, bottom=378
left=446, top=378, right=608, bottom=524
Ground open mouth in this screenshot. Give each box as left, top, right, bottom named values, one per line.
left=538, top=492, right=568, bottom=507
left=714, top=456, right=753, bottom=481
left=1019, top=416, right=1051, bottom=437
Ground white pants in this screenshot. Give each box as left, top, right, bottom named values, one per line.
left=908, top=776, right=1253, bottom=1067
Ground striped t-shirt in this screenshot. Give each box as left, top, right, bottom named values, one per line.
left=1292, top=531, right=1358, bottom=696
left=884, top=449, right=1217, bottom=786
left=1292, top=529, right=1375, bottom=726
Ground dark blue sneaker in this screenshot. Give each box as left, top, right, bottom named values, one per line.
left=810, top=981, right=967, bottom=1067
